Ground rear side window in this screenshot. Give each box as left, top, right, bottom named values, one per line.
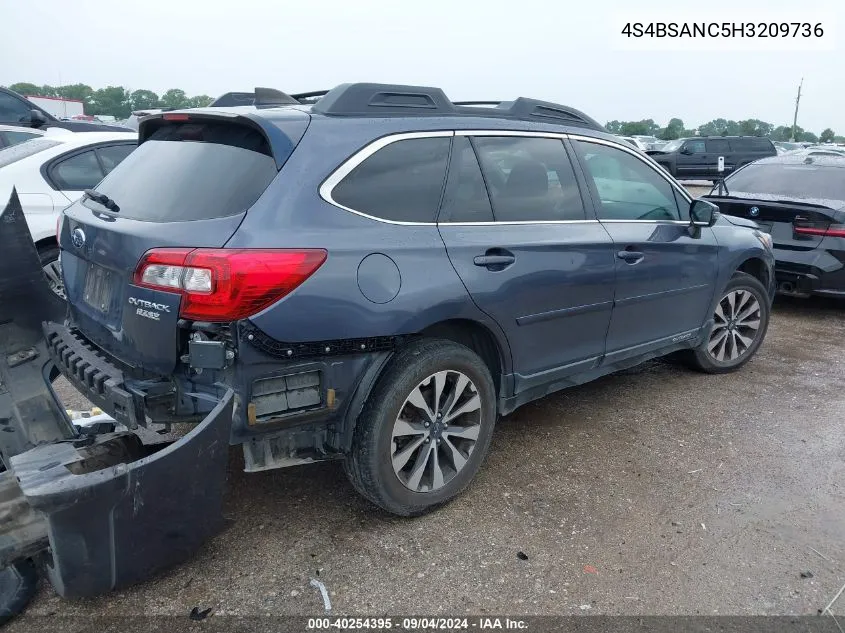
left=749, top=137, right=774, bottom=152
left=91, top=121, right=278, bottom=222
left=0, top=138, right=61, bottom=168
left=331, top=137, right=451, bottom=223
left=473, top=136, right=585, bottom=221
left=97, top=144, right=135, bottom=175
left=684, top=140, right=706, bottom=154
left=706, top=139, right=730, bottom=153
left=439, top=137, right=494, bottom=223
left=51, top=150, right=104, bottom=190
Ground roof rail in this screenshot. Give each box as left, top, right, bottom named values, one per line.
left=291, top=90, right=330, bottom=104
left=208, top=88, right=297, bottom=108
left=311, top=83, right=604, bottom=130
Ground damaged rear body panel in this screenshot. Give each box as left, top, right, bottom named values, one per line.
left=0, top=190, right=234, bottom=597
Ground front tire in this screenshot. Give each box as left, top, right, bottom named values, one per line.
left=344, top=339, right=497, bottom=516
left=686, top=272, right=770, bottom=374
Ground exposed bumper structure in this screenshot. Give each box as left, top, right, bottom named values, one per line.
left=0, top=190, right=235, bottom=600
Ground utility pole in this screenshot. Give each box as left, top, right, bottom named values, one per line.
left=790, top=78, right=803, bottom=142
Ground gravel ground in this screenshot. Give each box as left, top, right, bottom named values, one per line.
left=8, top=184, right=845, bottom=625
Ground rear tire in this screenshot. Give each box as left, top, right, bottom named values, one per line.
left=344, top=339, right=497, bottom=516
left=685, top=272, right=770, bottom=374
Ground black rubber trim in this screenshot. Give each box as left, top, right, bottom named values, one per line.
left=241, top=322, right=399, bottom=360
left=0, top=558, right=38, bottom=626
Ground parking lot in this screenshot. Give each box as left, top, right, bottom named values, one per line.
left=18, top=273, right=843, bottom=620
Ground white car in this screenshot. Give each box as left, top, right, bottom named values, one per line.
left=0, top=124, right=45, bottom=149
left=617, top=136, right=648, bottom=151
left=0, top=129, right=137, bottom=297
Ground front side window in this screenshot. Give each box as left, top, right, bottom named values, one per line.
left=331, top=137, right=451, bottom=223
left=472, top=136, right=584, bottom=222
left=0, top=93, right=32, bottom=122
left=575, top=140, right=681, bottom=221
left=684, top=140, right=706, bottom=154
left=50, top=150, right=105, bottom=191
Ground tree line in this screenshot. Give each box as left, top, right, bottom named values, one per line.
left=5, top=82, right=842, bottom=142
left=6, top=82, right=213, bottom=119
left=606, top=117, right=841, bottom=144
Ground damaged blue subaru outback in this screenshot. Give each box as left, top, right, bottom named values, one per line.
left=0, top=83, right=775, bottom=599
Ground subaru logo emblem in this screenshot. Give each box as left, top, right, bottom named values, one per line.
left=71, top=227, right=86, bottom=249
left=749, top=206, right=760, bottom=217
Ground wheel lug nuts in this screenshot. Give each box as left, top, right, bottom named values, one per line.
left=425, top=438, right=431, bottom=443
left=424, top=422, right=430, bottom=428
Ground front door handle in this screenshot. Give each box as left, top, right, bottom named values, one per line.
left=617, top=250, right=644, bottom=264
left=474, top=254, right=515, bottom=267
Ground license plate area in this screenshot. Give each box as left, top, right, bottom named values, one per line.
left=83, top=265, right=114, bottom=313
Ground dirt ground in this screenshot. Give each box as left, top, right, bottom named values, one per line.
left=9, top=185, right=845, bottom=624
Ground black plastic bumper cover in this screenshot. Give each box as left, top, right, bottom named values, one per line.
left=10, top=391, right=233, bottom=597
left=0, top=190, right=235, bottom=598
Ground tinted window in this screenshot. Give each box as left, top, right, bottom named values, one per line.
left=51, top=150, right=105, bottom=190
left=0, top=93, right=32, bottom=122
left=2, top=130, right=40, bottom=146
left=332, top=137, right=450, bottom=223
left=96, top=143, right=135, bottom=175
left=726, top=163, right=845, bottom=201
left=92, top=131, right=278, bottom=222
left=685, top=140, right=706, bottom=154
left=575, top=140, right=681, bottom=221
left=706, top=139, right=730, bottom=153
left=0, top=138, right=61, bottom=168
left=438, top=137, right=494, bottom=223
left=749, top=138, right=774, bottom=151
left=473, top=137, right=584, bottom=221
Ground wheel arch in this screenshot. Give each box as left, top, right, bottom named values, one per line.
left=735, top=256, right=770, bottom=290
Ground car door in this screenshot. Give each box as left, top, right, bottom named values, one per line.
left=437, top=134, right=616, bottom=392
left=705, top=138, right=732, bottom=176
left=571, top=138, right=719, bottom=363
left=676, top=139, right=708, bottom=178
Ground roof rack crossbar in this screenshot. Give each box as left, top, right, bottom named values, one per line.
left=291, top=90, right=331, bottom=104
left=311, top=84, right=604, bottom=130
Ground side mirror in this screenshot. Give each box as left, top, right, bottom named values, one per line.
left=679, top=146, right=693, bottom=155
left=690, top=199, right=720, bottom=227
left=29, top=109, right=47, bottom=128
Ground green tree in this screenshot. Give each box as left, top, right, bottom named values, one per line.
left=186, top=94, right=213, bottom=108
left=89, top=86, right=131, bottom=118
left=605, top=120, right=623, bottom=134
left=55, top=84, right=94, bottom=112
left=661, top=117, right=685, bottom=140
left=619, top=119, right=660, bottom=136
left=819, top=128, right=835, bottom=143
left=800, top=131, right=818, bottom=143
left=160, top=88, right=188, bottom=109
left=8, top=82, right=41, bottom=96
left=130, top=89, right=160, bottom=111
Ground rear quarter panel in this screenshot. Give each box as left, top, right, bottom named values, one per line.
left=225, top=117, right=514, bottom=373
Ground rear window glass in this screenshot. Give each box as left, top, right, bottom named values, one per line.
left=90, top=123, right=277, bottom=222
left=727, top=163, right=845, bottom=201
left=0, top=138, right=61, bottom=168
left=331, top=137, right=450, bottom=223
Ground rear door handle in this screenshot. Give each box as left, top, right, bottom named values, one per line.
left=473, top=254, right=515, bottom=267
left=617, top=250, right=644, bottom=264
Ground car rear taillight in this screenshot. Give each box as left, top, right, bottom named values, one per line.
left=134, top=248, right=327, bottom=321
left=794, top=224, right=845, bottom=238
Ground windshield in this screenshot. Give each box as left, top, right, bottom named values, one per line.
left=0, top=138, right=62, bottom=169
left=726, top=162, right=845, bottom=202
left=660, top=139, right=684, bottom=152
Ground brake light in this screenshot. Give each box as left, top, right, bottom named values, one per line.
left=134, top=248, right=327, bottom=321
left=162, top=113, right=190, bottom=121
left=794, top=224, right=845, bottom=238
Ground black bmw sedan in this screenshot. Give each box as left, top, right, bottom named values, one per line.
left=705, top=150, right=845, bottom=298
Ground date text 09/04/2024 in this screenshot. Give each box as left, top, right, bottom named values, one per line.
left=307, top=617, right=529, bottom=630
left=621, top=22, right=824, bottom=38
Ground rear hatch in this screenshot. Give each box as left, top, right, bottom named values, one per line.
left=706, top=159, right=845, bottom=251
left=60, top=110, right=310, bottom=374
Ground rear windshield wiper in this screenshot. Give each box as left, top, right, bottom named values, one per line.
left=83, top=189, right=120, bottom=213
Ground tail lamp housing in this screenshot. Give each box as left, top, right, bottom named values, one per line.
left=134, top=248, right=327, bottom=321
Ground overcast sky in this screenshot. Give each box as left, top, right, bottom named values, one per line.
left=2, top=0, right=841, bottom=132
